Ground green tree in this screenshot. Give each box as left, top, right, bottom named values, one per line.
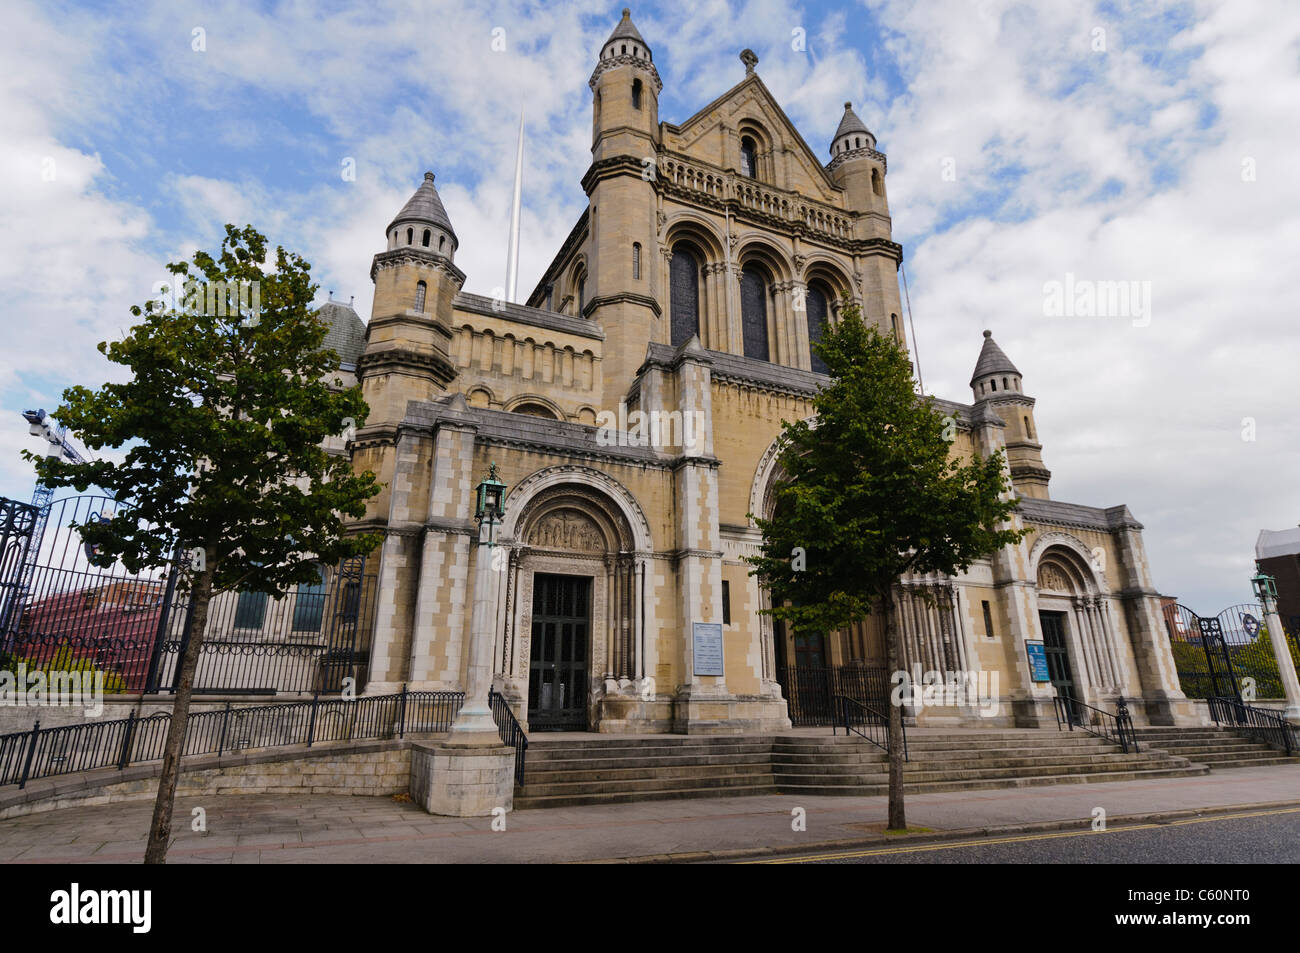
left=25, top=225, right=381, bottom=863
left=746, top=301, right=1026, bottom=830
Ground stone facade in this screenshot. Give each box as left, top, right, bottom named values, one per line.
left=346, top=10, right=1191, bottom=733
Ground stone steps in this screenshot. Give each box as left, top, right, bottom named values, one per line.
left=512, top=728, right=1212, bottom=809
left=1132, top=726, right=1300, bottom=770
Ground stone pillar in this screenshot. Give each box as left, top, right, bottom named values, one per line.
left=447, top=523, right=505, bottom=745
left=1259, top=592, right=1300, bottom=724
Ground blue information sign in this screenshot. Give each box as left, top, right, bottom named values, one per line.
left=1025, top=640, right=1050, bottom=682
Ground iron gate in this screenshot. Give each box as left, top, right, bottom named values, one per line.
left=0, top=494, right=377, bottom=696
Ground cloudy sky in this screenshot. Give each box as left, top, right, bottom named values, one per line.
left=1, top=0, right=1296, bottom=610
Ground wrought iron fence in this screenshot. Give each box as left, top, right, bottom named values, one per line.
left=834, top=694, right=907, bottom=760
left=0, top=688, right=467, bottom=788
left=0, top=494, right=378, bottom=697
left=776, top=663, right=890, bottom=727
left=1206, top=695, right=1297, bottom=756
left=1163, top=601, right=1300, bottom=701
left=1052, top=694, right=1138, bottom=754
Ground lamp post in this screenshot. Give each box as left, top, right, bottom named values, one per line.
left=1251, top=569, right=1300, bottom=725
left=447, top=463, right=509, bottom=744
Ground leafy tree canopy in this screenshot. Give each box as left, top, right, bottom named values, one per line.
left=24, top=224, right=381, bottom=596
left=746, top=300, right=1027, bottom=635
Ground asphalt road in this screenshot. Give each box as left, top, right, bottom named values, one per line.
left=742, top=807, right=1300, bottom=864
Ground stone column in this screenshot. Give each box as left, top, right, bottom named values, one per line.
left=446, top=522, right=504, bottom=746
left=1259, top=590, right=1300, bottom=724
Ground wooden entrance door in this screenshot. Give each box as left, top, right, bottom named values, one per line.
left=528, top=574, right=591, bottom=730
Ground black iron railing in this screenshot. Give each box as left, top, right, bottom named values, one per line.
left=1207, top=695, right=1297, bottom=756
left=488, top=688, right=528, bottom=786
left=1053, top=694, right=1138, bottom=753
left=834, top=694, right=908, bottom=761
left=777, top=664, right=890, bottom=727
left=0, top=687, right=465, bottom=789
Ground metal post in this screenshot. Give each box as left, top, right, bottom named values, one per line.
left=398, top=683, right=407, bottom=739
left=216, top=701, right=231, bottom=756
left=306, top=690, right=319, bottom=748
left=117, top=710, right=137, bottom=770
left=143, top=555, right=182, bottom=694
left=18, top=720, right=40, bottom=789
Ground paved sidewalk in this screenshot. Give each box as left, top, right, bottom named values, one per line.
left=3, top=764, right=1298, bottom=864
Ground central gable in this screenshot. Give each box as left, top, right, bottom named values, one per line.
left=661, top=74, right=842, bottom=205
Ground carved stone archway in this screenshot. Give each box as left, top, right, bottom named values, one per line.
left=495, top=477, right=648, bottom=732
left=1032, top=539, right=1127, bottom=700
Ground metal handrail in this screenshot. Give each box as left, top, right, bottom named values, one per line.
left=488, top=688, right=528, bottom=786
left=1207, top=695, right=1296, bottom=756
left=833, top=694, right=908, bottom=761
left=1053, top=694, right=1138, bottom=753
left=0, top=687, right=465, bottom=788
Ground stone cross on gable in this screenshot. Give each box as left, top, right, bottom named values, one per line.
left=740, top=49, right=758, bottom=75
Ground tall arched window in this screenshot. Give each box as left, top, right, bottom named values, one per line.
left=872, top=168, right=882, bottom=196
left=740, top=136, right=757, bottom=178
left=406, top=227, right=413, bottom=245
left=632, top=78, right=643, bottom=110
left=422, top=229, right=431, bottom=247
left=577, top=275, right=586, bottom=315
left=806, top=283, right=830, bottom=374
left=632, top=242, right=642, bottom=280
left=414, top=280, right=427, bottom=312
left=739, top=265, right=770, bottom=361
left=669, top=246, right=700, bottom=347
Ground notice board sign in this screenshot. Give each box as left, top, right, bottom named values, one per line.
left=692, top=622, right=725, bottom=676
left=1025, top=640, right=1050, bottom=682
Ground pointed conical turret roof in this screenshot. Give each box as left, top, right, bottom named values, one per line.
left=970, top=329, right=1022, bottom=386
left=606, top=8, right=648, bottom=47
left=387, top=171, right=456, bottom=242
left=834, top=102, right=870, bottom=140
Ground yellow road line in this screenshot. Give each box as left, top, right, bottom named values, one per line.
left=746, top=806, right=1300, bottom=864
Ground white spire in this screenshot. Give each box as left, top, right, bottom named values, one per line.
left=505, top=110, right=525, bottom=303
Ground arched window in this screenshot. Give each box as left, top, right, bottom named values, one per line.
left=422, top=229, right=431, bottom=247
left=632, top=242, right=642, bottom=280
left=577, top=275, right=586, bottom=315
left=891, top=313, right=901, bottom=340
left=739, top=265, right=770, bottom=361
left=871, top=168, right=883, bottom=196
left=621, top=43, right=626, bottom=54
left=439, top=235, right=445, bottom=252
left=414, top=280, right=427, bottom=312
left=806, top=284, right=830, bottom=374
left=740, top=136, right=757, bottom=178
left=406, top=227, right=413, bottom=245
left=669, top=245, right=700, bottom=347
left=632, top=79, right=642, bottom=109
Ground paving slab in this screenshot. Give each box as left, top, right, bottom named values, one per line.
left=0, top=763, right=1295, bottom=863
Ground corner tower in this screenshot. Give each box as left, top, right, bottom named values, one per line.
left=354, top=171, right=461, bottom=522
left=585, top=8, right=663, bottom=396
left=971, top=329, right=1050, bottom=499
left=826, top=102, right=904, bottom=340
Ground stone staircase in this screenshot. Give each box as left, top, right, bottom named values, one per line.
left=512, top=729, right=1208, bottom=809
left=1132, top=726, right=1300, bottom=769
left=772, top=730, right=1206, bottom=797
left=513, top=737, right=777, bottom=809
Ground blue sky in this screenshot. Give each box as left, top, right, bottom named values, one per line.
left=2, top=0, right=1298, bottom=611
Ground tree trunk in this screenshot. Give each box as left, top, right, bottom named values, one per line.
left=144, top=557, right=214, bottom=864
left=882, top=583, right=906, bottom=831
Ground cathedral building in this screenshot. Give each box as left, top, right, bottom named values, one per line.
left=344, top=9, right=1192, bottom=733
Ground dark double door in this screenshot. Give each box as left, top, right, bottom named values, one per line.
left=528, top=574, right=591, bottom=731
left=1039, top=611, right=1077, bottom=716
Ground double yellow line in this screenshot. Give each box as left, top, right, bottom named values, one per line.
left=745, top=806, right=1300, bottom=863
